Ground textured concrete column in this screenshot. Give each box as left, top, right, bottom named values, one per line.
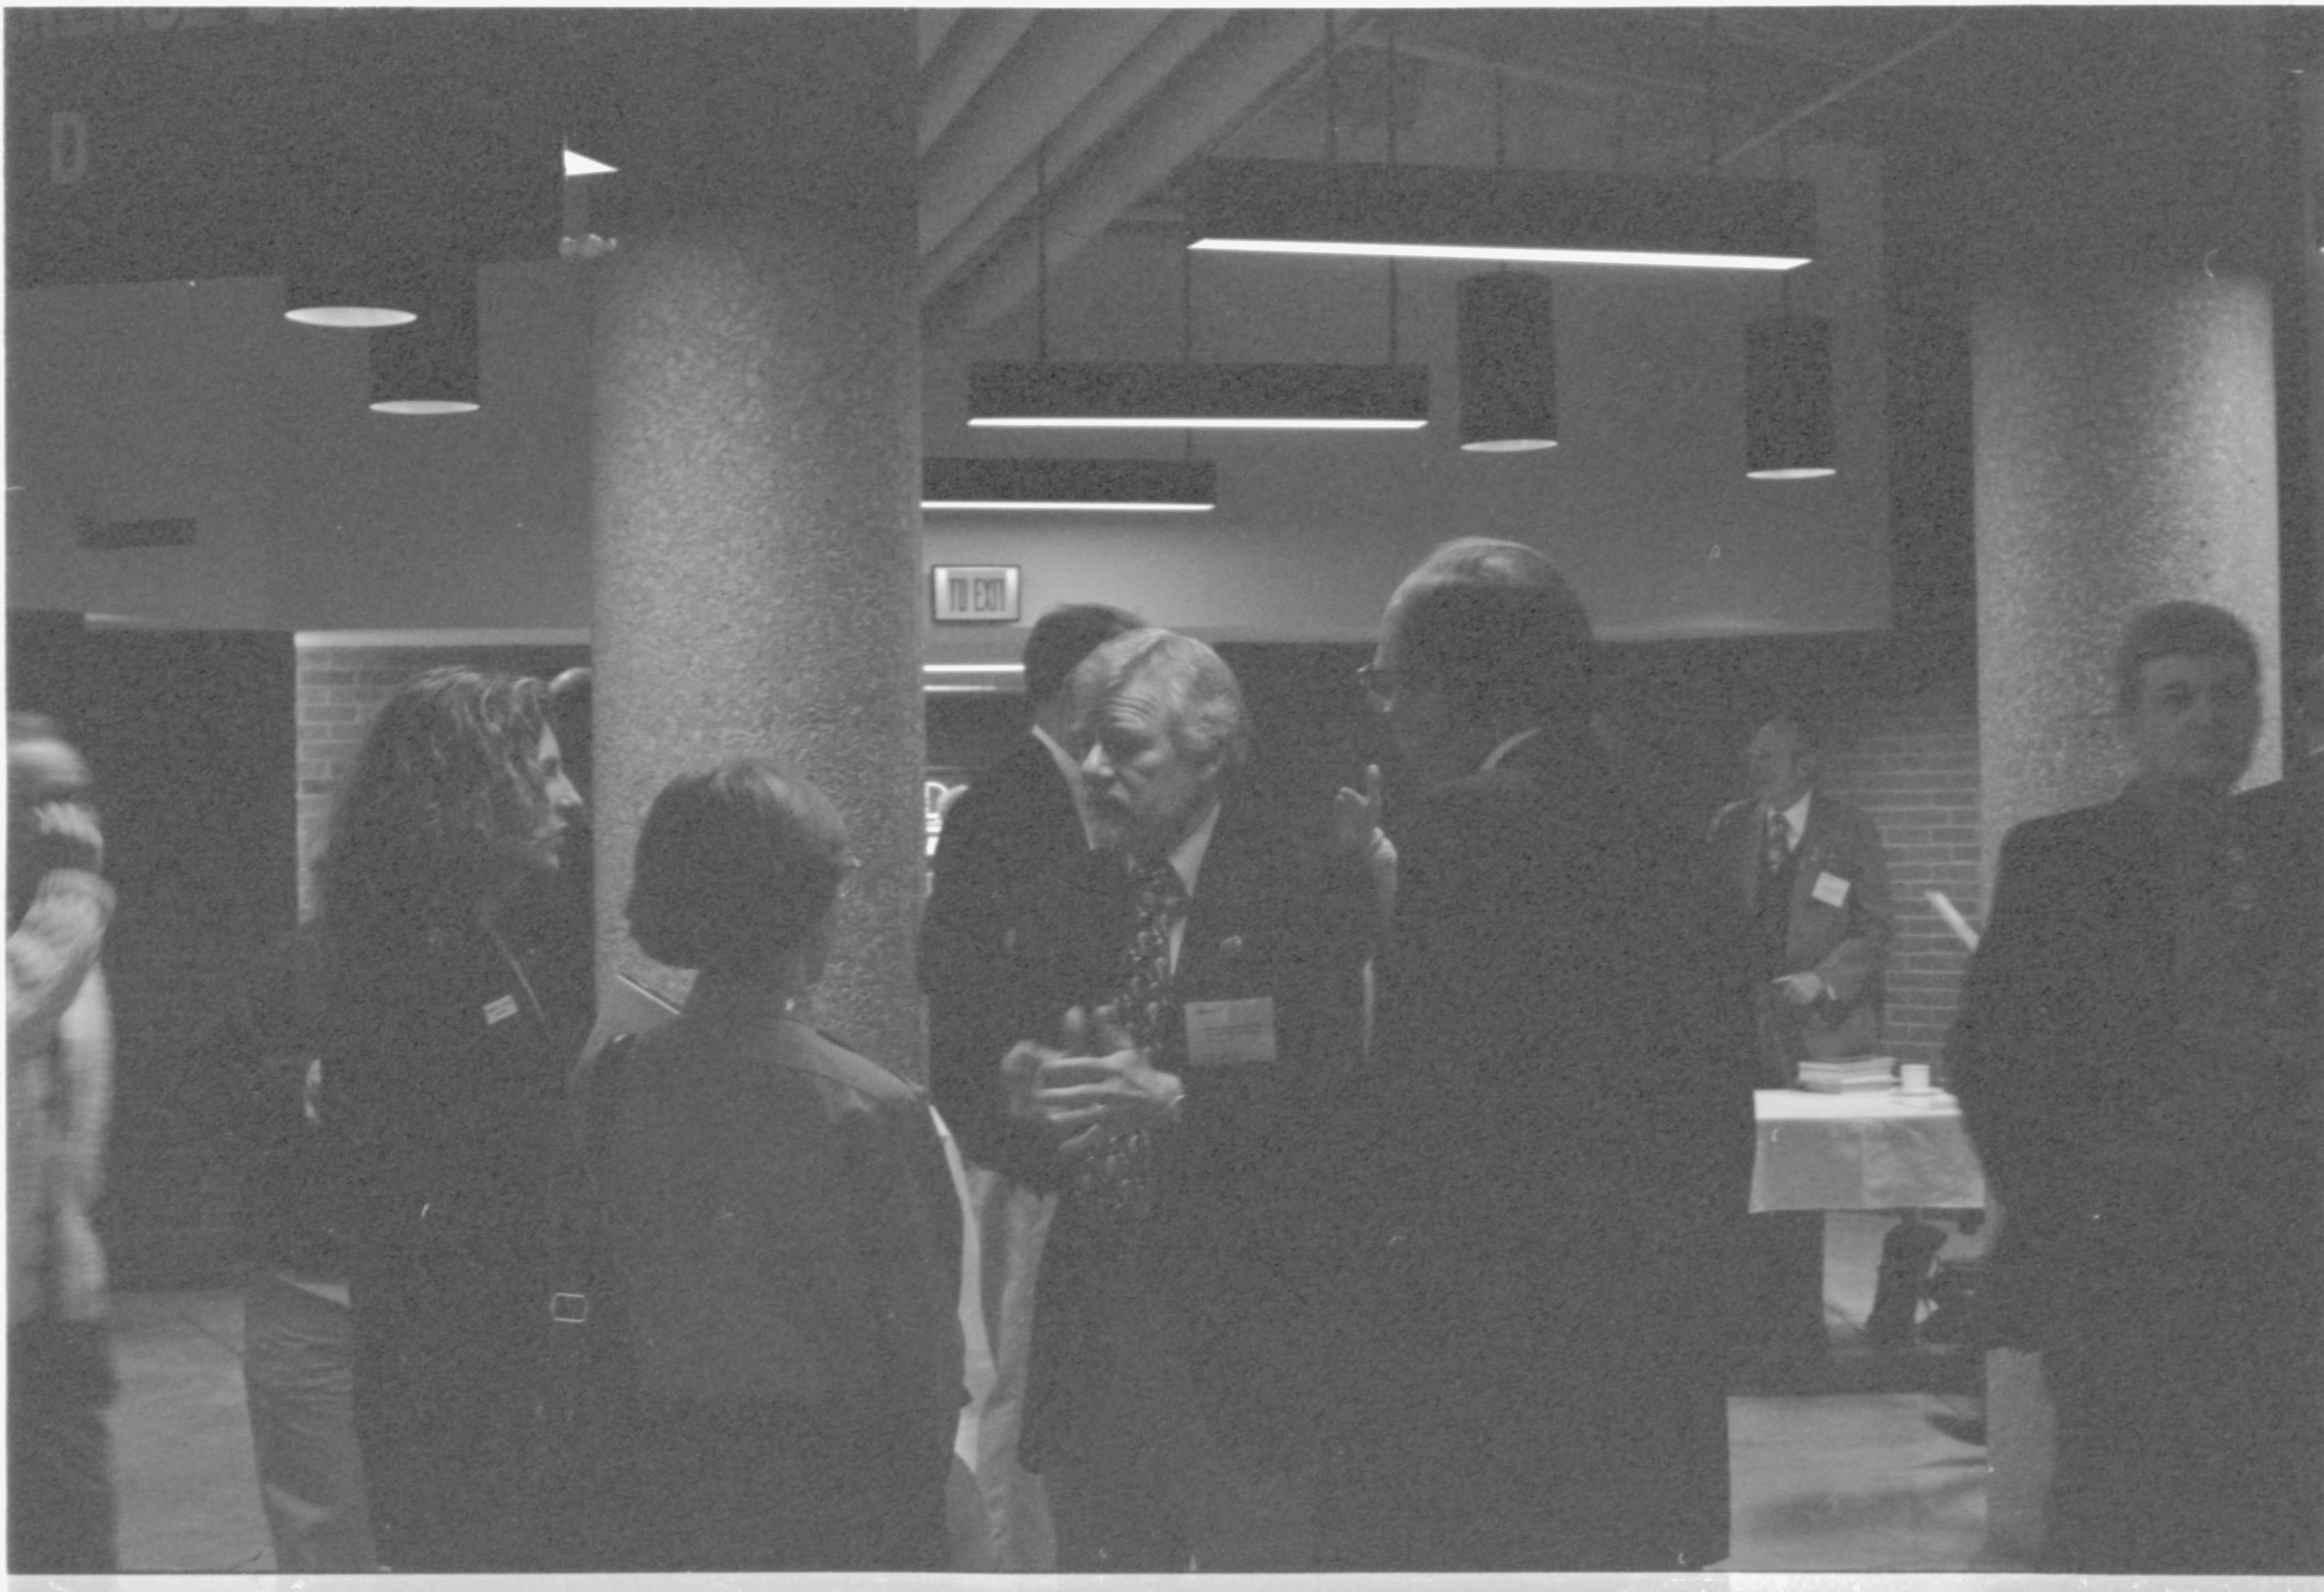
left=1962, top=12, right=2286, bottom=1565
left=586, top=14, right=925, bottom=1076
left=1972, top=10, right=2284, bottom=858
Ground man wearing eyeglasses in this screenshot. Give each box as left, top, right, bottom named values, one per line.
left=1318, top=541, right=1755, bottom=1573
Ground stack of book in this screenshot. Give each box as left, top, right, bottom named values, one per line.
left=1797, top=1057, right=1898, bottom=1093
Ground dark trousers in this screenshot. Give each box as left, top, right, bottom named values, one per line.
left=600, top=1395, right=952, bottom=1571
left=1735, top=1212, right=1827, bottom=1361
left=2042, top=1278, right=2323, bottom=1574
left=8, top=1317, right=117, bottom=1573
left=350, top=1261, right=540, bottom=1571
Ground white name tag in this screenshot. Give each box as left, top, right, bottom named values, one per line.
left=1811, top=872, right=1851, bottom=909
left=483, top=994, right=521, bottom=1026
left=1183, top=997, right=1277, bottom=1067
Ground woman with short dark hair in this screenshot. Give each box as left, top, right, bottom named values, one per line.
left=591, top=759, right=963, bottom=1569
left=317, top=666, right=585, bottom=1571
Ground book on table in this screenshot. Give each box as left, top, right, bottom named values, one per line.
left=1797, top=1057, right=1898, bottom=1093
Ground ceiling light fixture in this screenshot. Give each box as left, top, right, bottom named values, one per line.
left=1743, top=312, right=1834, bottom=478
left=1742, top=133, right=1834, bottom=479
left=967, top=131, right=1427, bottom=434
left=367, top=268, right=480, bottom=415
left=1457, top=73, right=1556, bottom=453
left=1187, top=158, right=1815, bottom=272
left=966, top=361, right=1426, bottom=430
left=284, top=254, right=422, bottom=328
left=923, top=457, right=1217, bottom=512
left=1458, top=272, right=1558, bottom=452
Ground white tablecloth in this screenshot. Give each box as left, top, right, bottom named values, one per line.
left=1751, top=1087, right=1987, bottom=1213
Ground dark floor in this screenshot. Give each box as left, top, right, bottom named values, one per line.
left=103, top=1212, right=2003, bottom=1573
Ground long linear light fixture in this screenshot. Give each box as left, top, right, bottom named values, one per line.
left=924, top=457, right=1217, bottom=512
left=968, top=361, right=1428, bottom=431
left=1187, top=158, right=1815, bottom=271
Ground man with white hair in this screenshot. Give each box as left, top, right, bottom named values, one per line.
left=983, top=628, right=1369, bottom=1571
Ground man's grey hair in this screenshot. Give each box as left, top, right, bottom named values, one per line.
left=1068, top=628, right=1249, bottom=773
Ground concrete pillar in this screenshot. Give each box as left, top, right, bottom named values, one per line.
left=584, top=13, right=926, bottom=1076
left=1962, top=11, right=2290, bottom=1565
left=1972, top=12, right=2283, bottom=850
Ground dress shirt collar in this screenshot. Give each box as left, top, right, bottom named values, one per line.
left=1481, top=725, right=1545, bottom=772
left=1029, top=724, right=1100, bottom=849
left=1763, top=791, right=1812, bottom=851
left=1163, top=797, right=1222, bottom=901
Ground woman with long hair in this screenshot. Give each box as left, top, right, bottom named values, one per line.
left=316, top=666, right=584, bottom=1571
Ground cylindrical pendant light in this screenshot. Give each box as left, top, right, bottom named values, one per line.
left=368, top=268, right=480, bottom=414
left=1744, top=311, right=1835, bottom=478
left=1458, top=271, right=1558, bottom=452
left=284, top=246, right=425, bottom=329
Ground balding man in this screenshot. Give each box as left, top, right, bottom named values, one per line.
left=1321, top=545, right=1754, bottom=1571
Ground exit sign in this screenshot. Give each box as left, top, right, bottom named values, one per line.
left=931, top=565, right=1020, bottom=624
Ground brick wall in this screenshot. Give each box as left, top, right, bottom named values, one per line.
left=1819, top=693, right=1982, bottom=1076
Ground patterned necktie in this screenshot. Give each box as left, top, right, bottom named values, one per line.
left=1067, top=855, right=1186, bottom=1227
left=1762, top=806, right=1792, bottom=876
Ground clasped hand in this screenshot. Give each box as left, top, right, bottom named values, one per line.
left=1002, top=1004, right=1184, bottom=1157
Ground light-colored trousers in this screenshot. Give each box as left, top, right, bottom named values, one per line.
left=940, top=1147, right=1058, bottom=1573
left=242, top=1269, right=378, bottom=1573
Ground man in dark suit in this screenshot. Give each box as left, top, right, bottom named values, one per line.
left=1950, top=601, right=2320, bottom=1573
left=1707, top=716, right=1897, bottom=1369
left=988, top=628, right=1369, bottom=1571
left=920, top=602, right=1137, bottom=1570
left=1708, top=717, right=1894, bottom=1078
left=1319, top=546, right=1755, bottom=1571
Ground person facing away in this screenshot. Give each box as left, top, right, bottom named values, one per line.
left=314, top=666, right=586, bottom=1571
left=1318, top=543, right=1755, bottom=1573
left=7, top=713, right=119, bottom=1573
left=990, top=628, right=1370, bottom=1572
left=1948, top=600, right=2321, bottom=1573
left=918, top=600, right=1139, bottom=1572
left=583, top=759, right=964, bottom=1569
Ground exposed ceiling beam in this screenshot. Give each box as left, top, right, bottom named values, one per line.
left=1716, top=16, right=1969, bottom=165
left=921, top=10, right=1232, bottom=295
left=922, top=10, right=1333, bottom=347
left=920, top=9, right=1038, bottom=155
left=920, top=10, right=1173, bottom=255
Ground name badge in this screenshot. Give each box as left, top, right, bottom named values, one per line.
left=483, top=994, right=521, bottom=1026
left=1183, top=997, right=1277, bottom=1067
left=1811, top=872, right=1851, bottom=909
